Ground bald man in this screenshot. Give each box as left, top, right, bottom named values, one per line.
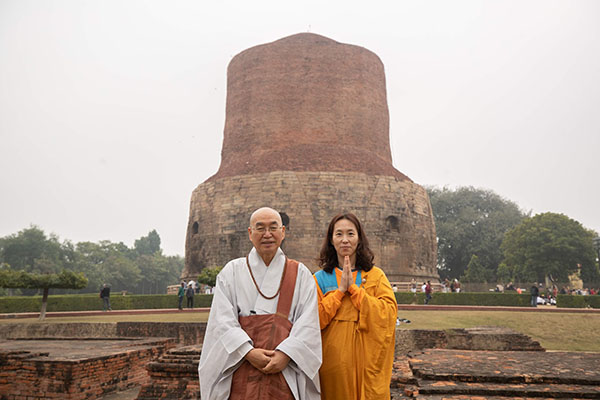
left=198, top=207, right=321, bottom=400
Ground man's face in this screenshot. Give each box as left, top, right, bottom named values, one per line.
left=248, top=209, right=285, bottom=261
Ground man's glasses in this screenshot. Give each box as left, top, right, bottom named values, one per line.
left=252, top=226, right=283, bottom=234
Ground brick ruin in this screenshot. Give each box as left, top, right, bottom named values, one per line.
left=184, top=33, right=439, bottom=283
left=0, top=337, right=174, bottom=400
left=0, top=322, right=203, bottom=400
left=2, top=323, right=599, bottom=399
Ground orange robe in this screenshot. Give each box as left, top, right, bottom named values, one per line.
left=314, top=266, right=397, bottom=400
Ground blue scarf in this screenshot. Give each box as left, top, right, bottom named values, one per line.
left=314, top=268, right=362, bottom=294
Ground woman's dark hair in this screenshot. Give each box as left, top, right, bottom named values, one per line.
left=318, top=213, right=374, bottom=273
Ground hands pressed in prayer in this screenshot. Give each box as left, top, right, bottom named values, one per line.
left=262, top=350, right=290, bottom=374
left=339, top=255, right=353, bottom=293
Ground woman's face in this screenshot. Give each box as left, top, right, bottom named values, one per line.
left=331, top=218, right=359, bottom=258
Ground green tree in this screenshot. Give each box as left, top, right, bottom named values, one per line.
left=501, top=212, right=599, bottom=283
left=0, top=267, right=87, bottom=320
left=135, top=253, right=182, bottom=294
left=134, top=230, right=161, bottom=256
left=0, top=226, right=71, bottom=274
left=461, top=255, right=493, bottom=283
left=427, top=186, right=526, bottom=280
left=73, top=240, right=141, bottom=294
left=496, top=262, right=513, bottom=284
left=1, top=227, right=182, bottom=296
left=198, top=266, right=223, bottom=288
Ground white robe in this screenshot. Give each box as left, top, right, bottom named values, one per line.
left=198, top=247, right=322, bottom=400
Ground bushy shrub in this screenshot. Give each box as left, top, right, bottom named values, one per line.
left=2, top=292, right=597, bottom=313
left=0, top=294, right=214, bottom=313
left=395, top=292, right=531, bottom=307
left=557, top=294, right=600, bottom=309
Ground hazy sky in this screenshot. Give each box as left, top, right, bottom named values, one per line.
left=1, top=0, right=599, bottom=256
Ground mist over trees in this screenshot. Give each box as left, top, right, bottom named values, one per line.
left=428, top=186, right=600, bottom=285
left=427, top=186, right=526, bottom=281
left=0, top=227, right=183, bottom=295
left=0, top=267, right=87, bottom=318
left=501, top=212, right=599, bottom=284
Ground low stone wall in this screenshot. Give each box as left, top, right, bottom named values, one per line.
left=117, top=322, right=206, bottom=346
left=0, top=322, right=207, bottom=346
left=137, top=345, right=201, bottom=400
left=0, top=322, right=117, bottom=339
left=0, top=338, right=173, bottom=400
left=394, top=326, right=543, bottom=356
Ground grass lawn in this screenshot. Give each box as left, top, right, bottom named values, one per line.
left=2, top=310, right=598, bottom=352
left=397, top=310, right=600, bottom=352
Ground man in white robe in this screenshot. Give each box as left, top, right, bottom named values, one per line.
left=198, top=207, right=321, bottom=400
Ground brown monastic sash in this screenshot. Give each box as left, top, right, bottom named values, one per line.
left=229, top=258, right=299, bottom=400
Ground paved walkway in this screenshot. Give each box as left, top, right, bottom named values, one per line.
left=1, top=304, right=599, bottom=320
left=392, top=349, right=600, bottom=398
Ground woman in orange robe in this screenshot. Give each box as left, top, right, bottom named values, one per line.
left=314, top=213, right=398, bottom=400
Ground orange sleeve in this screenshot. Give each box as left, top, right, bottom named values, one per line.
left=347, top=283, right=365, bottom=310
left=355, top=269, right=397, bottom=333
left=313, top=275, right=345, bottom=330
left=357, top=268, right=397, bottom=397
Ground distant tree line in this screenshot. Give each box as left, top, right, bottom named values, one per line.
left=0, top=227, right=183, bottom=296
left=428, top=186, right=600, bottom=285
left=2, top=187, right=599, bottom=295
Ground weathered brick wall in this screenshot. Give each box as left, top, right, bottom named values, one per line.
left=185, top=171, right=438, bottom=283
left=137, top=346, right=201, bottom=400
left=213, top=33, right=404, bottom=181
left=394, top=327, right=544, bottom=357
left=0, top=340, right=171, bottom=400
left=0, top=322, right=117, bottom=339
left=183, top=33, right=438, bottom=283
left=117, top=322, right=206, bottom=346
left=0, top=322, right=207, bottom=346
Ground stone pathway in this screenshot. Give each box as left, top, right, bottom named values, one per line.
left=392, top=350, right=600, bottom=399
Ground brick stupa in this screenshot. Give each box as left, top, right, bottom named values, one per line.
left=183, top=33, right=439, bottom=283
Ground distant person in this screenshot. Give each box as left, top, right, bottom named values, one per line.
left=392, top=284, right=398, bottom=292
left=530, top=283, right=539, bottom=307
left=443, top=277, right=450, bottom=293
left=449, top=279, right=455, bottom=292
left=186, top=282, right=195, bottom=309
left=425, top=280, right=432, bottom=304
left=410, top=278, right=417, bottom=293
left=177, top=282, right=185, bottom=310
left=100, top=284, right=111, bottom=311
left=454, top=279, right=461, bottom=293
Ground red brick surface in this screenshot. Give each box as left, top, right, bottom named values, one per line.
left=137, top=345, right=201, bottom=400
left=183, top=33, right=439, bottom=285
left=212, top=33, right=406, bottom=181
left=0, top=338, right=173, bottom=400
left=390, top=349, right=600, bottom=399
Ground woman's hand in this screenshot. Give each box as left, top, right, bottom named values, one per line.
left=339, top=255, right=352, bottom=293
